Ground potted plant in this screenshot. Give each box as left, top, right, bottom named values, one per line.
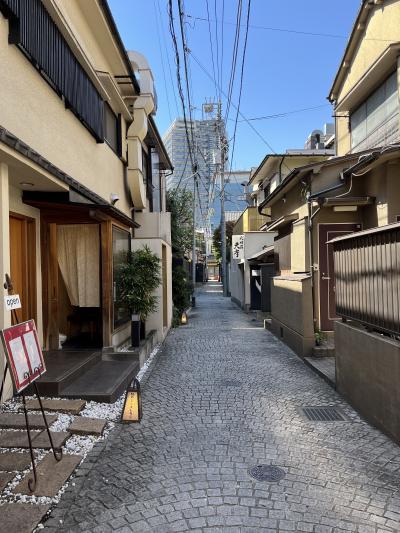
left=117, top=246, right=161, bottom=347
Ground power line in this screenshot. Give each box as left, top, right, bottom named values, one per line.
left=153, top=0, right=172, bottom=122
left=167, top=0, right=196, bottom=170
left=205, top=0, right=218, bottom=101
left=213, top=0, right=221, bottom=101
left=224, top=0, right=242, bottom=124
left=187, top=14, right=394, bottom=41
left=228, top=0, right=251, bottom=185
left=219, top=0, right=225, bottom=101
left=156, top=0, right=180, bottom=117
left=189, top=49, right=278, bottom=156
left=235, top=103, right=331, bottom=121
left=176, top=0, right=197, bottom=161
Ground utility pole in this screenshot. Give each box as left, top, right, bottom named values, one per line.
left=192, top=168, right=197, bottom=289
left=217, top=102, right=228, bottom=297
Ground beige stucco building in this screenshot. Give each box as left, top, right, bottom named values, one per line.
left=0, top=0, right=172, bottom=401
left=251, top=0, right=400, bottom=359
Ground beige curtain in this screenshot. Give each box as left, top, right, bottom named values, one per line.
left=57, top=224, right=100, bottom=307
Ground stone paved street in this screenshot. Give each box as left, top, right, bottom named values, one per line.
left=44, top=283, right=400, bottom=532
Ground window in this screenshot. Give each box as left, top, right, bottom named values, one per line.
left=151, top=148, right=161, bottom=212
left=350, top=72, right=399, bottom=151
left=112, top=227, right=131, bottom=329
left=104, top=104, right=121, bottom=155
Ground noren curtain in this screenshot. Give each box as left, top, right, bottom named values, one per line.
left=57, top=224, right=100, bottom=307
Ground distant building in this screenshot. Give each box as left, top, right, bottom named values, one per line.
left=163, top=114, right=222, bottom=229
left=304, top=123, right=335, bottom=151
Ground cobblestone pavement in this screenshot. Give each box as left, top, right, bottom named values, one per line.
left=45, top=283, right=400, bottom=533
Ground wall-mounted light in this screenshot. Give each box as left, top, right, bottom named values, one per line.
left=121, top=378, right=142, bottom=423
left=110, top=193, right=120, bottom=205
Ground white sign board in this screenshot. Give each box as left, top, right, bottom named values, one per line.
left=4, top=294, right=22, bottom=311
left=232, top=235, right=244, bottom=261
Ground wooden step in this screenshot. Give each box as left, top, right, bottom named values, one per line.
left=60, top=353, right=139, bottom=403
left=32, top=350, right=102, bottom=396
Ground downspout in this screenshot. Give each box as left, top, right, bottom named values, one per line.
left=307, top=194, right=321, bottom=336
left=278, top=156, right=284, bottom=183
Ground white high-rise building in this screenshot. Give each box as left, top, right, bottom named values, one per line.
left=163, top=110, right=222, bottom=230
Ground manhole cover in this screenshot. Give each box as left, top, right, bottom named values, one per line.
left=219, top=380, right=241, bottom=387
left=248, top=465, right=285, bottom=482
left=301, top=406, right=348, bottom=422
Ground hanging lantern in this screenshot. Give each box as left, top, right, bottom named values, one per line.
left=121, top=378, right=142, bottom=423
left=181, top=311, right=188, bottom=325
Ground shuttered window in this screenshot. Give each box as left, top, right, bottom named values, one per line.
left=350, top=71, right=399, bottom=151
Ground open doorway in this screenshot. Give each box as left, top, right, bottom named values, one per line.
left=57, top=224, right=102, bottom=349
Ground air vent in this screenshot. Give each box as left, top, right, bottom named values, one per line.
left=301, top=406, right=348, bottom=422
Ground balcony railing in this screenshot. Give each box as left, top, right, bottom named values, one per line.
left=352, top=112, right=400, bottom=153
left=333, top=223, right=400, bottom=336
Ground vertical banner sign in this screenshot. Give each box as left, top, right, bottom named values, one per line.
left=0, top=320, right=46, bottom=393
left=232, top=235, right=244, bottom=261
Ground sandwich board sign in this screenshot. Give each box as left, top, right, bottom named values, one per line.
left=0, top=320, right=46, bottom=393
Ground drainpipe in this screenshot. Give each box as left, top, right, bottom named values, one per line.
left=278, top=156, right=284, bottom=183
left=307, top=195, right=321, bottom=336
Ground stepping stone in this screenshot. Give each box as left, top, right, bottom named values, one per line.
left=25, top=399, right=86, bottom=414
left=0, top=471, right=14, bottom=491
left=14, top=453, right=81, bottom=497
left=0, top=452, right=32, bottom=471
left=0, top=430, right=41, bottom=448
left=0, top=430, right=69, bottom=449
left=0, top=503, right=50, bottom=533
left=68, top=417, right=107, bottom=436
left=0, top=413, right=57, bottom=430
left=32, top=430, right=70, bottom=449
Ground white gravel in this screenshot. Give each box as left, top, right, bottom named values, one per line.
left=0, top=342, right=162, bottom=511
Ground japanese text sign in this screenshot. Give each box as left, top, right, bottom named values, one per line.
left=232, top=234, right=244, bottom=261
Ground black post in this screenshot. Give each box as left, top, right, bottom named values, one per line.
left=0, top=362, right=8, bottom=404
left=21, top=390, right=37, bottom=493
left=33, top=381, right=62, bottom=462
left=131, top=317, right=140, bottom=348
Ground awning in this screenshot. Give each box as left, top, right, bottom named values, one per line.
left=247, top=244, right=274, bottom=261
left=267, top=214, right=299, bottom=231
left=23, top=191, right=139, bottom=228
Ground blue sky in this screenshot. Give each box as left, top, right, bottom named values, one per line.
left=109, top=0, right=360, bottom=170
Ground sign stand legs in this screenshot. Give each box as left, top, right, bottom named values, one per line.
left=21, top=389, right=38, bottom=492
left=33, top=381, right=62, bottom=462
left=0, top=366, right=62, bottom=493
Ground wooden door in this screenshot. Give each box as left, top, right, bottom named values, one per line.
left=318, top=223, right=361, bottom=330
left=9, top=214, right=36, bottom=324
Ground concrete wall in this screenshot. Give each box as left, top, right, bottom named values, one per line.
left=335, top=320, right=400, bottom=444
left=270, top=275, right=314, bottom=357
left=229, top=261, right=245, bottom=309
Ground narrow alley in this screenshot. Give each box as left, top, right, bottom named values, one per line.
left=45, top=284, right=400, bottom=533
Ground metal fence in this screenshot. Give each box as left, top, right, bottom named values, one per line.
left=333, top=223, right=400, bottom=336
